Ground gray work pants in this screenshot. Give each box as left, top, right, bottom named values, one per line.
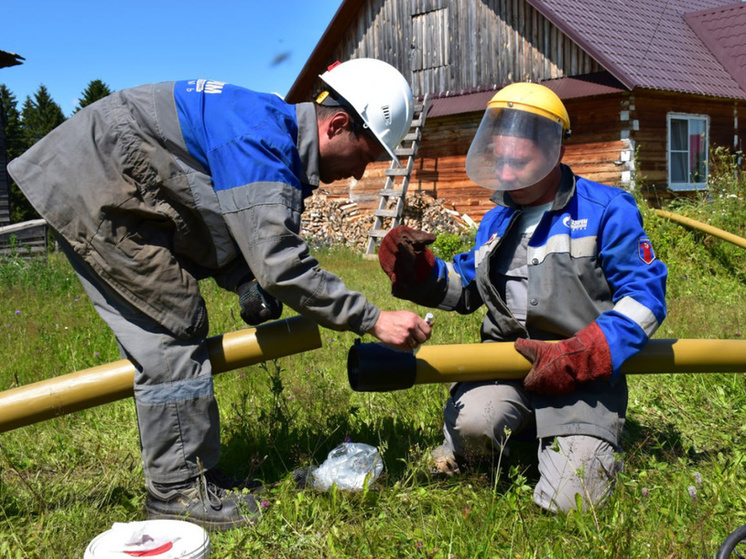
left=58, top=238, right=221, bottom=486
left=443, top=380, right=621, bottom=513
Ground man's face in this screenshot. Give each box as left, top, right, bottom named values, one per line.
left=495, top=137, right=565, bottom=207
left=491, top=135, right=554, bottom=191
left=318, top=114, right=385, bottom=184
left=506, top=166, right=561, bottom=206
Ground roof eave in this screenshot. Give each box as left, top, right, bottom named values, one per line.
left=0, top=50, right=25, bottom=70
left=285, top=0, right=359, bottom=103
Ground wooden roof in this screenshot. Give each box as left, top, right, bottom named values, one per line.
left=286, top=0, right=746, bottom=103
left=0, top=50, right=24, bottom=69
left=286, top=0, right=364, bottom=103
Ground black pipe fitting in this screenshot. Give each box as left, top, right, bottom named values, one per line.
left=347, top=339, right=417, bottom=392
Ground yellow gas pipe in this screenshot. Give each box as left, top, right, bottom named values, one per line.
left=0, top=315, right=322, bottom=432
left=655, top=209, right=746, bottom=249
left=348, top=338, right=746, bottom=392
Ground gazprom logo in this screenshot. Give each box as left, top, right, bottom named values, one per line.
left=562, top=216, right=588, bottom=231
left=195, top=79, right=226, bottom=94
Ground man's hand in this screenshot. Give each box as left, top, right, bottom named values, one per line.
left=378, top=226, right=437, bottom=298
left=237, top=279, right=283, bottom=326
left=514, top=322, right=612, bottom=396
left=367, top=310, right=432, bottom=352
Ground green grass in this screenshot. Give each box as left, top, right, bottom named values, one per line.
left=1, top=188, right=746, bottom=557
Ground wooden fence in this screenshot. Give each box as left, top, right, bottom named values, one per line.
left=0, top=219, right=48, bottom=257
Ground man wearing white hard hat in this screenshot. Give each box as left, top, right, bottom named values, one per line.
left=8, top=58, right=430, bottom=530
left=379, top=82, right=667, bottom=513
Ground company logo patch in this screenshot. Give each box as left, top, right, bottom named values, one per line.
left=185, top=80, right=226, bottom=94
left=638, top=238, right=656, bottom=264
left=562, top=216, right=588, bottom=231
left=198, top=80, right=225, bottom=94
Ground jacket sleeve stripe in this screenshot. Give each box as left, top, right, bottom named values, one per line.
left=439, top=262, right=464, bottom=310
left=613, top=296, right=660, bottom=338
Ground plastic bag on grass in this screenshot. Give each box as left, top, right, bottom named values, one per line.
left=299, top=442, right=383, bottom=491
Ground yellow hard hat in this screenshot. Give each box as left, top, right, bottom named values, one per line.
left=487, top=82, right=570, bottom=132
left=465, top=82, right=570, bottom=191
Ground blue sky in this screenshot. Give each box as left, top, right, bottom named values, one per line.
left=2, top=0, right=343, bottom=117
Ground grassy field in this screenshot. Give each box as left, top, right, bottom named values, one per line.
left=1, top=183, right=745, bottom=557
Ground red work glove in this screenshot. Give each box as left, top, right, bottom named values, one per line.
left=378, top=225, right=437, bottom=298
left=514, top=322, right=613, bottom=396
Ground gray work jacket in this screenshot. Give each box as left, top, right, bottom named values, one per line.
left=8, top=83, right=380, bottom=339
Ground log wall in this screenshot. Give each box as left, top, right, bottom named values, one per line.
left=320, top=94, right=635, bottom=222
left=632, top=91, right=744, bottom=202
left=0, top=119, right=9, bottom=225
left=0, top=219, right=47, bottom=257
left=318, top=91, right=744, bottom=222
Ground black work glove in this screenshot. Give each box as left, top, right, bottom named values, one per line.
left=237, top=280, right=283, bottom=326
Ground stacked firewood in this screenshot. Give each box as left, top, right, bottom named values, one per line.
left=401, top=193, right=477, bottom=234
left=301, top=192, right=475, bottom=252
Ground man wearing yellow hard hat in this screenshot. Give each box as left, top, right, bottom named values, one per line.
left=379, top=82, right=668, bottom=513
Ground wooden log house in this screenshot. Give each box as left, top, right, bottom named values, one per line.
left=286, top=0, right=746, bottom=223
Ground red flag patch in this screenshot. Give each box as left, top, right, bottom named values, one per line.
left=638, top=238, right=656, bottom=264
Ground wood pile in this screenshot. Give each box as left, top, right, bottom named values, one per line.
left=301, top=192, right=475, bottom=252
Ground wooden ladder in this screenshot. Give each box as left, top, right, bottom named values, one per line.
left=364, top=93, right=430, bottom=257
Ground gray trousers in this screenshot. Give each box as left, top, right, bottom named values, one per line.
left=443, top=381, right=621, bottom=513
left=59, top=239, right=221, bottom=487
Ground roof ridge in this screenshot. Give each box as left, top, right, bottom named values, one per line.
left=684, top=2, right=746, bottom=92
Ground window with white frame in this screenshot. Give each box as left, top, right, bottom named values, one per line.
left=668, top=113, right=709, bottom=190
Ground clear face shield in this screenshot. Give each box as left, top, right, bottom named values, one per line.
left=465, top=107, right=564, bottom=191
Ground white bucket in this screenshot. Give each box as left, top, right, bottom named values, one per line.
left=84, top=519, right=210, bottom=558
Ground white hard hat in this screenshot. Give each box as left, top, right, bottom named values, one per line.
left=466, top=82, right=570, bottom=191
left=318, top=58, right=414, bottom=165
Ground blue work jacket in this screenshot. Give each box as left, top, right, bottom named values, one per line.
left=410, top=165, right=667, bottom=444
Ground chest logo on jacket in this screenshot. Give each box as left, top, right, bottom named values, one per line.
left=562, top=216, right=588, bottom=232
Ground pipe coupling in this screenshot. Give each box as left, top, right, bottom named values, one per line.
left=347, top=339, right=417, bottom=392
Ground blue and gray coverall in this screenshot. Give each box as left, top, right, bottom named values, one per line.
left=409, top=164, right=667, bottom=511
left=8, top=80, right=382, bottom=487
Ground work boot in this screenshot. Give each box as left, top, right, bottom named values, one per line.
left=145, top=473, right=260, bottom=532
left=430, top=444, right=465, bottom=477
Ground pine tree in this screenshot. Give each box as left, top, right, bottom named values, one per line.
left=74, top=79, right=112, bottom=113
left=0, top=85, right=25, bottom=160
left=1, top=85, right=39, bottom=222
left=21, top=84, right=65, bottom=146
